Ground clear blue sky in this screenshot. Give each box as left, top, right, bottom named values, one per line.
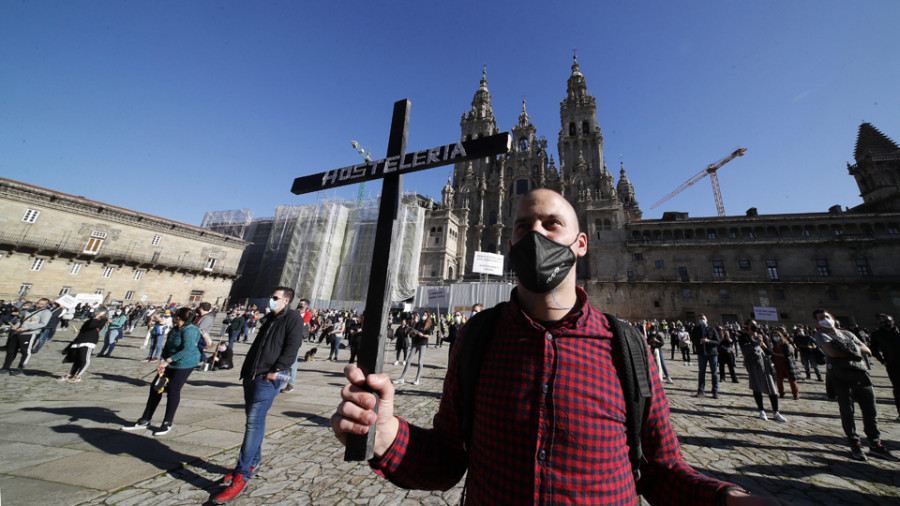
left=3, top=1, right=899, bottom=225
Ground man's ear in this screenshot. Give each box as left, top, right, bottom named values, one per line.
left=575, top=232, right=588, bottom=258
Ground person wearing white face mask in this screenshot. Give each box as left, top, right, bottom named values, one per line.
left=813, top=308, right=898, bottom=462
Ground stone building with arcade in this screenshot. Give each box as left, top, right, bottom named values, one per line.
left=0, top=177, right=246, bottom=307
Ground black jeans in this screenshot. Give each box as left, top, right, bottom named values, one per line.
left=719, top=348, right=738, bottom=382
left=141, top=367, right=193, bottom=424
left=833, top=370, right=880, bottom=445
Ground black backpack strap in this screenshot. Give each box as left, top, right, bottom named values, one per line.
left=604, top=313, right=652, bottom=482
left=457, top=303, right=505, bottom=453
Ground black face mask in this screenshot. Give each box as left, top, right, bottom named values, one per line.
left=508, top=231, right=577, bottom=294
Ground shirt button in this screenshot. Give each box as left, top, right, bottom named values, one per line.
left=538, top=449, right=546, bottom=461
left=545, top=332, right=552, bottom=341
left=542, top=383, right=549, bottom=394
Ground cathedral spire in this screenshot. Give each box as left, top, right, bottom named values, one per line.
left=566, top=53, right=588, bottom=103
left=855, top=122, right=899, bottom=160
left=468, top=66, right=494, bottom=121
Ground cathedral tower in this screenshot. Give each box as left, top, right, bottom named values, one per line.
left=849, top=122, right=900, bottom=212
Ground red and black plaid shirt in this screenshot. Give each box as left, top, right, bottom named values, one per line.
left=372, top=287, right=735, bottom=504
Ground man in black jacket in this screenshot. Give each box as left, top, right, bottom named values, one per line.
left=690, top=314, right=721, bottom=398
left=214, top=287, right=302, bottom=504
left=871, top=313, right=900, bottom=421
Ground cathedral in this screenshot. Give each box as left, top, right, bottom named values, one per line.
left=421, top=56, right=640, bottom=284
left=420, top=57, right=900, bottom=327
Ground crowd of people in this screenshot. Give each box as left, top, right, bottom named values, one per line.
left=2, top=189, right=899, bottom=504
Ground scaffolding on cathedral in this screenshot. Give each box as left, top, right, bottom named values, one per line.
left=205, top=195, right=425, bottom=311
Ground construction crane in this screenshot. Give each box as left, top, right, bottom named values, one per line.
left=651, top=147, right=747, bottom=217
left=350, top=140, right=372, bottom=208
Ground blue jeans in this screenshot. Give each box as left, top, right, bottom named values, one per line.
left=287, top=346, right=303, bottom=386
left=228, top=329, right=241, bottom=349
left=697, top=354, right=719, bottom=393
left=148, top=333, right=163, bottom=359
left=328, top=335, right=342, bottom=360
left=98, top=328, right=123, bottom=356
left=235, top=375, right=285, bottom=479
left=32, top=327, right=56, bottom=353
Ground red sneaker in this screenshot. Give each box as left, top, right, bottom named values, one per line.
left=222, top=467, right=255, bottom=484
left=214, top=474, right=248, bottom=504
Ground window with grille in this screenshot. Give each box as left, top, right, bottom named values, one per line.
left=816, top=258, right=830, bottom=277
left=204, top=257, right=217, bottom=271
left=134, top=270, right=144, bottom=280
left=125, top=290, right=134, bottom=300
left=738, top=258, right=751, bottom=270
left=22, top=209, right=40, bottom=223
left=719, top=288, right=730, bottom=300
left=94, top=288, right=104, bottom=295
left=712, top=260, right=726, bottom=278
left=30, top=258, right=44, bottom=271
left=102, top=266, right=114, bottom=278
left=18, top=283, right=32, bottom=295
left=766, top=259, right=779, bottom=280
left=59, top=286, right=71, bottom=296
left=184, top=275, right=193, bottom=283
left=856, top=258, right=870, bottom=276
left=151, top=235, right=161, bottom=246
left=70, top=263, right=83, bottom=275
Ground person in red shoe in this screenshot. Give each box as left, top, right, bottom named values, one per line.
left=213, top=287, right=303, bottom=504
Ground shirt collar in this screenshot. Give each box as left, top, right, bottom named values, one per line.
left=508, top=286, right=590, bottom=332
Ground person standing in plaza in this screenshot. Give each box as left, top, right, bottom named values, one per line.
left=717, top=324, right=739, bottom=384
left=2, top=298, right=51, bottom=375
left=691, top=314, right=721, bottom=398
left=870, top=313, right=900, bottom=420
left=770, top=329, right=799, bottom=400
left=393, top=310, right=432, bottom=386
left=793, top=324, right=823, bottom=381
left=282, top=298, right=311, bottom=393
left=227, top=310, right=246, bottom=349
left=331, top=188, right=783, bottom=505
left=392, top=318, right=411, bottom=365
left=678, top=325, right=692, bottom=365
left=122, top=307, right=201, bottom=436
left=97, top=309, right=128, bottom=357
left=58, top=306, right=108, bottom=383
left=213, top=287, right=303, bottom=503
left=738, top=320, right=786, bottom=422
left=813, top=309, right=897, bottom=461
left=326, top=315, right=345, bottom=361
left=195, top=302, right=215, bottom=368
left=31, top=301, right=63, bottom=354
left=347, top=315, right=364, bottom=363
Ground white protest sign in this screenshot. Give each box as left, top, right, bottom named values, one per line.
left=472, top=251, right=504, bottom=276
left=427, top=287, right=448, bottom=306
left=753, top=306, right=779, bottom=321
left=56, top=294, right=78, bottom=309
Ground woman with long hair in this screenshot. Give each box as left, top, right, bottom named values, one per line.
left=58, top=306, right=109, bottom=383
left=394, top=311, right=432, bottom=386
left=326, top=316, right=345, bottom=361
left=122, top=307, right=201, bottom=436
left=738, top=319, right=787, bottom=422
left=770, top=329, right=800, bottom=399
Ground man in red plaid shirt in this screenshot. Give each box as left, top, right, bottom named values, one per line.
left=333, top=189, right=786, bottom=505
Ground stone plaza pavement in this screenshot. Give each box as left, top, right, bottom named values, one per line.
left=0, top=321, right=898, bottom=505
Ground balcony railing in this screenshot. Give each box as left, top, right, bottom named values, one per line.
left=0, top=231, right=239, bottom=276
left=625, top=233, right=881, bottom=248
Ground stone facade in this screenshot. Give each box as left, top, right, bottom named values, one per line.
left=0, top=177, right=246, bottom=307
left=423, top=57, right=900, bottom=327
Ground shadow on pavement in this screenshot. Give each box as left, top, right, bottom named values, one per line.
left=280, top=411, right=331, bottom=427
left=23, top=406, right=228, bottom=489
left=92, top=371, right=150, bottom=387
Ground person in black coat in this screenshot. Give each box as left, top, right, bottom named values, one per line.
left=690, top=314, right=721, bottom=398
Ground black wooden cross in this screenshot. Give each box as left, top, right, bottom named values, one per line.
left=292, top=99, right=510, bottom=461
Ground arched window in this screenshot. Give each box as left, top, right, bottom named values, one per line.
left=569, top=122, right=576, bottom=136
left=519, top=137, right=528, bottom=151
left=582, top=120, right=590, bottom=134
